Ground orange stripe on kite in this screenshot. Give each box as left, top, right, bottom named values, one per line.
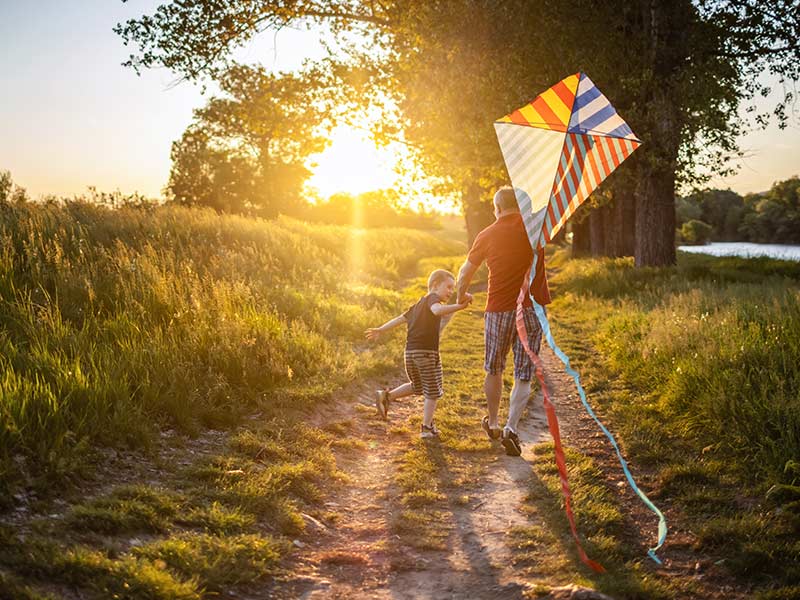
left=586, top=144, right=604, bottom=186
left=552, top=79, right=577, bottom=114
left=508, top=109, right=531, bottom=126
left=604, top=138, right=621, bottom=169
left=595, top=139, right=612, bottom=177
left=532, top=94, right=564, bottom=127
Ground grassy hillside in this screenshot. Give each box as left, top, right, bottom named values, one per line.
left=0, top=201, right=462, bottom=500
left=546, top=249, right=800, bottom=596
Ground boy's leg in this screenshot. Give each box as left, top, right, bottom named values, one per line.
left=389, top=382, right=414, bottom=400
left=422, top=395, right=438, bottom=428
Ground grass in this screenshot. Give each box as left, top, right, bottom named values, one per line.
left=543, top=248, right=800, bottom=596
left=0, top=201, right=463, bottom=598
left=0, top=201, right=461, bottom=499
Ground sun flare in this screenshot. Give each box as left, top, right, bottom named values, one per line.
left=307, top=126, right=399, bottom=199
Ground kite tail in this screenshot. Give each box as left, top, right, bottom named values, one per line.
left=529, top=253, right=667, bottom=564
left=515, top=275, right=605, bottom=574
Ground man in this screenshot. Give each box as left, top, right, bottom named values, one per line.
left=456, top=186, right=551, bottom=456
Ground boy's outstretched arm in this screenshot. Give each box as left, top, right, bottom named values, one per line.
left=365, top=314, right=407, bottom=341
left=430, top=295, right=472, bottom=318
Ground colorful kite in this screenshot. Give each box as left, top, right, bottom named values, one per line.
left=495, top=72, right=666, bottom=571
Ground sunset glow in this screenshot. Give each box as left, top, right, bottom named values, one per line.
left=307, top=126, right=399, bottom=199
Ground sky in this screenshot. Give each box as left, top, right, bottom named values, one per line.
left=1, top=1, right=798, bottom=207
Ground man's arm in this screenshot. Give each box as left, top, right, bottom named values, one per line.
left=456, top=259, right=479, bottom=305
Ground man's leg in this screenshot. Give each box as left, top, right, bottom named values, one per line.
left=483, top=311, right=515, bottom=430
left=485, top=372, right=503, bottom=429
left=505, top=378, right=531, bottom=434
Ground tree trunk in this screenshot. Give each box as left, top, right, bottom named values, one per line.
left=571, top=217, right=591, bottom=257
left=635, top=166, right=676, bottom=266
left=605, top=183, right=636, bottom=257
left=589, top=207, right=605, bottom=256
left=634, top=89, right=679, bottom=267
left=620, top=184, right=636, bottom=257
left=632, top=0, right=688, bottom=267
left=462, top=182, right=493, bottom=247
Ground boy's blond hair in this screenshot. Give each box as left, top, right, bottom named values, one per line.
left=427, top=269, right=455, bottom=291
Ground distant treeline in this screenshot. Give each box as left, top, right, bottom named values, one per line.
left=302, top=190, right=440, bottom=230
left=676, top=176, right=800, bottom=245
left=1, top=171, right=440, bottom=230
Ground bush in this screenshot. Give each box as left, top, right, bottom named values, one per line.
left=679, top=219, right=712, bottom=244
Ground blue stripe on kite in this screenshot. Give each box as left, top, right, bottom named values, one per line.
left=607, top=122, right=634, bottom=139
left=573, top=85, right=602, bottom=111
left=543, top=209, right=553, bottom=235
left=561, top=149, right=578, bottom=208
left=579, top=103, right=617, bottom=132
left=551, top=156, right=568, bottom=223
left=574, top=132, right=592, bottom=156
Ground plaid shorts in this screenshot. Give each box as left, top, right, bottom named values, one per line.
left=404, top=349, right=444, bottom=399
left=483, top=307, right=543, bottom=381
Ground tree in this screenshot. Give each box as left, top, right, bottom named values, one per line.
left=738, top=176, right=800, bottom=243
left=679, top=219, right=713, bottom=244
left=167, top=64, right=329, bottom=217
left=116, top=0, right=800, bottom=262
left=0, top=171, right=29, bottom=204
left=306, top=189, right=441, bottom=229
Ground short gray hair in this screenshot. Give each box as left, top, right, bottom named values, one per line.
left=494, top=186, right=519, bottom=211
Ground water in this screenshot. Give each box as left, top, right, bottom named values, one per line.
left=678, top=242, right=800, bottom=261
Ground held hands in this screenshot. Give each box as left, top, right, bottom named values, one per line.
left=457, top=292, right=474, bottom=309
left=364, top=327, right=382, bottom=341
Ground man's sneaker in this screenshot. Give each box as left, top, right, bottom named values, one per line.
left=482, top=416, right=502, bottom=441
left=375, top=389, right=389, bottom=419
left=501, top=429, right=522, bottom=456
left=420, top=422, right=440, bottom=439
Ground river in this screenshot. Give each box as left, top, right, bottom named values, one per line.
left=678, top=242, right=800, bottom=261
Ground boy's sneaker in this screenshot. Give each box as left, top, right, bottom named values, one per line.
left=375, top=389, right=389, bottom=420
left=420, top=422, right=440, bottom=439
left=482, top=416, right=502, bottom=441
left=501, top=429, right=522, bottom=457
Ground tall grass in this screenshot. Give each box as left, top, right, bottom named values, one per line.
left=547, top=250, right=800, bottom=589
left=549, top=250, right=800, bottom=486
left=0, top=201, right=461, bottom=499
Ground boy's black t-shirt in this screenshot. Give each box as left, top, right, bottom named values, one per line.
left=403, top=292, right=442, bottom=351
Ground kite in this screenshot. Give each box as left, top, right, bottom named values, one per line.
left=494, top=72, right=666, bottom=572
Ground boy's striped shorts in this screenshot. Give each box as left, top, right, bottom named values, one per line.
left=404, top=349, right=444, bottom=400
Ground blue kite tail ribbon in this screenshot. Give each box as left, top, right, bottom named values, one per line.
left=530, top=252, right=667, bottom=564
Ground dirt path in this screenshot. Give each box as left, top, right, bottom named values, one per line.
left=265, top=336, right=630, bottom=600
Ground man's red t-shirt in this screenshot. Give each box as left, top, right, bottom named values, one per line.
left=467, top=213, right=551, bottom=312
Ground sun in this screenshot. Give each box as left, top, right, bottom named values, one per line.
left=307, top=126, right=399, bottom=198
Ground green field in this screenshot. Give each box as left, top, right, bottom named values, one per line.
left=1, top=201, right=799, bottom=598
left=545, top=249, right=800, bottom=597
left=0, top=201, right=461, bottom=498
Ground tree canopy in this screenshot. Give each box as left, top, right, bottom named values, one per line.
left=167, top=64, right=329, bottom=216
left=117, top=0, right=800, bottom=263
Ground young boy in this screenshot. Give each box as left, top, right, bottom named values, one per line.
left=365, top=269, right=472, bottom=438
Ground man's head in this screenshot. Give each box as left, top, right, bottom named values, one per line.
left=428, top=269, right=456, bottom=301
left=493, top=186, right=519, bottom=219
